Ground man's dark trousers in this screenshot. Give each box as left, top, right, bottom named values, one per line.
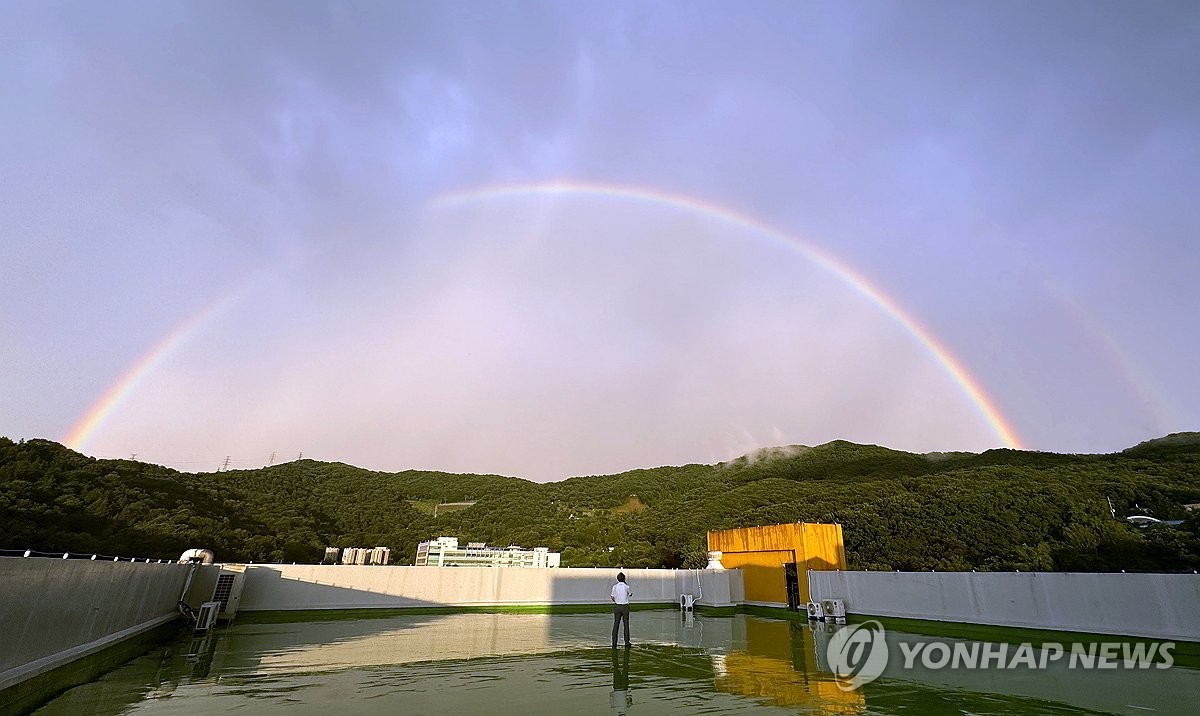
left=612, top=604, right=631, bottom=646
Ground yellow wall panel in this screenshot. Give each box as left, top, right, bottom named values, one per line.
left=719, top=549, right=793, bottom=605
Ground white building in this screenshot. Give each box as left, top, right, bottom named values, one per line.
left=331, top=546, right=390, bottom=565
left=415, top=537, right=561, bottom=568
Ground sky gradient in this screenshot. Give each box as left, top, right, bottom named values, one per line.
left=2, top=1, right=1198, bottom=480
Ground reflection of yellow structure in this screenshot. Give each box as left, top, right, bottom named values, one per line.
left=708, top=523, right=846, bottom=607
left=713, top=618, right=863, bottom=713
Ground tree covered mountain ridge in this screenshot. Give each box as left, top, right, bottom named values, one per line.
left=2, top=433, right=1198, bottom=572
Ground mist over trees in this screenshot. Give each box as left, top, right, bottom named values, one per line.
left=2, top=435, right=1198, bottom=572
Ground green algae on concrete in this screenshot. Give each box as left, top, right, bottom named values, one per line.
left=0, top=621, right=181, bottom=716
left=32, top=611, right=1200, bottom=715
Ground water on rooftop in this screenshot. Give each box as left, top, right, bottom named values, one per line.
left=33, top=611, right=1198, bottom=715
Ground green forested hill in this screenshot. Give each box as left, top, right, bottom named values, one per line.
left=2, top=435, right=1199, bottom=572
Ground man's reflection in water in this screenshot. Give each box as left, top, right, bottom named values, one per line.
left=609, top=645, right=632, bottom=714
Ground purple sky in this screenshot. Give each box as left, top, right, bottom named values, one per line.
left=2, top=1, right=1197, bottom=480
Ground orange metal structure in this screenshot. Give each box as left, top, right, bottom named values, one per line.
left=707, top=523, right=847, bottom=607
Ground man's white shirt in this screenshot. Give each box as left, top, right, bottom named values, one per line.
left=611, top=582, right=632, bottom=604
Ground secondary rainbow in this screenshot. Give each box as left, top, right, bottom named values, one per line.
left=435, top=180, right=1024, bottom=449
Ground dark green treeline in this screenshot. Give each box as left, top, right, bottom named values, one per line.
left=2, top=434, right=1198, bottom=572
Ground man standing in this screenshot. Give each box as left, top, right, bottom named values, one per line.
left=610, top=572, right=632, bottom=647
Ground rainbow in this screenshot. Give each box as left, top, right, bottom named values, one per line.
left=435, top=180, right=1023, bottom=449
left=65, top=181, right=1024, bottom=455
left=63, top=287, right=244, bottom=452
left=1041, top=279, right=1173, bottom=435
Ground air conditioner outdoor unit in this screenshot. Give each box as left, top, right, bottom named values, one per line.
left=806, top=601, right=825, bottom=620
left=822, top=598, right=847, bottom=622
left=680, top=594, right=695, bottom=611
left=194, top=601, right=221, bottom=633
left=211, top=565, right=248, bottom=621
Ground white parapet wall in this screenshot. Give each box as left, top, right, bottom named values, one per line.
left=808, top=570, right=1200, bottom=641
left=0, top=558, right=192, bottom=693
left=232, top=564, right=742, bottom=612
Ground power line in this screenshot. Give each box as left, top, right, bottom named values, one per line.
left=86, top=452, right=307, bottom=471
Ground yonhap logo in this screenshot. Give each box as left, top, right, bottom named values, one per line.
left=822, top=620, right=1176, bottom=691
left=826, top=620, right=889, bottom=690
